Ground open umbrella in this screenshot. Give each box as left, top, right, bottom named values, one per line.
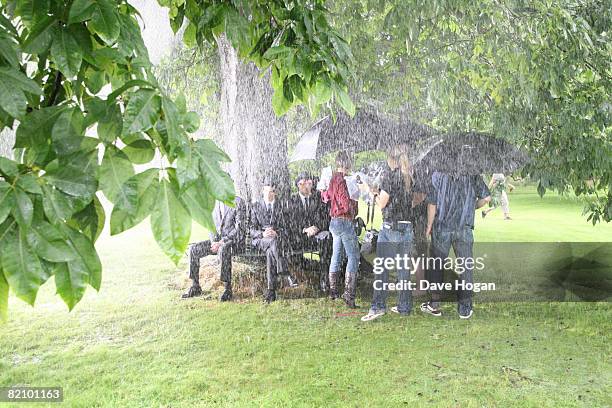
left=289, top=108, right=433, bottom=162
left=416, top=132, right=529, bottom=175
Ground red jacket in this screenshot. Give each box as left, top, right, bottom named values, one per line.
left=321, top=172, right=358, bottom=219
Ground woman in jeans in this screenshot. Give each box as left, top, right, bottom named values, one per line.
left=321, top=151, right=360, bottom=308
left=362, top=146, right=425, bottom=321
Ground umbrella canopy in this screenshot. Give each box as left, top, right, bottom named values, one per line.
left=289, top=109, right=433, bottom=162
left=416, top=132, right=529, bottom=175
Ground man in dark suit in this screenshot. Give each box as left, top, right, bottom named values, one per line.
left=250, top=179, right=295, bottom=303
left=288, top=172, right=332, bottom=291
left=182, top=196, right=246, bottom=301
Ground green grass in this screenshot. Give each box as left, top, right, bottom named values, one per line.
left=1, top=186, right=611, bottom=407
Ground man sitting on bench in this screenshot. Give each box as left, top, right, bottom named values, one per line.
left=288, top=172, right=332, bottom=292
left=250, top=179, right=296, bottom=303
left=182, top=196, right=246, bottom=301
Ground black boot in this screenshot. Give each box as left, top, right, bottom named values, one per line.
left=342, top=273, right=359, bottom=309
left=264, top=289, right=277, bottom=303
left=181, top=283, right=202, bottom=298
left=219, top=282, right=232, bottom=302
left=329, top=271, right=339, bottom=300
left=319, top=270, right=329, bottom=293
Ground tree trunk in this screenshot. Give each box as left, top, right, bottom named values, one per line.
left=216, top=36, right=290, bottom=202
left=0, top=129, right=15, bottom=159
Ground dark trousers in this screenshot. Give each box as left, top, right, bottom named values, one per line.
left=427, top=226, right=474, bottom=312
left=254, top=237, right=289, bottom=290
left=188, top=241, right=233, bottom=286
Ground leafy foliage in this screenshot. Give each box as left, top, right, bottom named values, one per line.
left=160, top=0, right=355, bottom=116
left=0, top=0, right=355, bottom=319
left=331, top=0, right=611, bottom=222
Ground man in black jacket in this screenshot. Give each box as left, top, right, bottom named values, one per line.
left=288, top=172, right=332, bottom=291
left=250, top=179, right=296, bottom=303
left=182, top=196, right=246, bottom=301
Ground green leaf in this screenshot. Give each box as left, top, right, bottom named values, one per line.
left=1, top=227, right=46, bottom=305
left=54, top=262, right=87, bottom=311
left=68, top=0, right=95, bottom=24
left=67, top=195, right=105, bottom=243
left=51, top=108, right=85, bottom=156
left=0, top=67, right=42, bottom=95
left=15, top=106, right=66, bottom=149
left=333, top=84, right=355, bottom=117
left=272, top=85, right=293, bottom=116
left=192, top=139, right=235, bottom=203
left=0, top=268, right=8, bottom=322
left=0, top=181, right=14, bottom=225
left=123, top=89, right=161, bottom=135
left=0, top=75, right=27, bottom=118
left=51, top=27, right=83, bottom=78
left=41, top=185, right=75, bottom=224
left=27, top=221, right=77, bottom=262
left=0, top=157, right=19, bottom=178
left=180, top=182, right=216, bottom=232
left=110, top=168, right=159, bottom=235
left=60, top=224, right=102, bottom=291
left=22, top=15, right=57, bottom=54
left=44, top=163, right=97, bottom=198
left=99, top=146, right=134, bottom=202
left=12, top=188, right=33, bottom=227
left=263, top=45, right=294, bottom=60
left=84, top=68, right=105, bottom=93
left=161, top=96, right=184, bottom=153
left=183, top=111, right=200, bottom=133
left=122, top=139, right=155, bottom=164
left=312, top=76, right=332, bottom=105
left=83, top=97, right=122, bottom=142
left=16, top=174, right=42, bottom=195
left=151, top=178, right=191, bottom=264
left=89, top=0, right=120, bottom=45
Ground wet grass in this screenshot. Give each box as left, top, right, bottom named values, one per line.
left=1, top=185, right=611, bottom=407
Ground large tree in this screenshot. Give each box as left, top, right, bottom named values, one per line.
left=0, top=0, right=353, bottom=320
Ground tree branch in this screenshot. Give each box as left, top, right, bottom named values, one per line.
left=47, top=71, right=63, bottom=107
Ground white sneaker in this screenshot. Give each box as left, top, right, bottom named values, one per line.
left=390, top=306, right=410, bottom=315
left=361, top=310, right=385, bottom=322
left=420, top=302, right=442, bottom=317
left=459, top=309, right=474, bottom=319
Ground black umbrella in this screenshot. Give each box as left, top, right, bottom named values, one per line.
left=289, top=108, right=433, bottom=162
left=416, top=132, right=529, bottom=175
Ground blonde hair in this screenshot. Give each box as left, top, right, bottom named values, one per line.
left=388, top=145, right=413, bottom=192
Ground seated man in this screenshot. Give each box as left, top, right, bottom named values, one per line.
left=288, top=172, right=332, bottom=292
left=250, top=179, right=296, bottom=303
left=182, top=196, right=246, bottom=301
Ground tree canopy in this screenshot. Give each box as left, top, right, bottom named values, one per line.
left=0, top=0, right=352, bottom=319
left=331, top=0, right=610, bottom=222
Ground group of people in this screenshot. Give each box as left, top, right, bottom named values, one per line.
left=183, top=147, right=500, bottom=320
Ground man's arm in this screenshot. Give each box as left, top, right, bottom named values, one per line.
left=426, top=203, right=436, bottom=236
left=475, top=175, right=492, bottom=209
left=223, top=199, right=246, bottom=244
left=376, top=190, right=390, bottom=209
left=249, top=204, right=263, bottom=239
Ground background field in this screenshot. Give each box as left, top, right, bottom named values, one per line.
left=1, top=186, right=611, bottom=407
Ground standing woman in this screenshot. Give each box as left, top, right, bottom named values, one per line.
left=362, top=146, right=423, bottom=321
left=321, top=151, right=360, bottom=308
left=482, top=173, right=515, bottom=220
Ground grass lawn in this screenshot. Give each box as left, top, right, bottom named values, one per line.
left=1, top=185, right=611, bottom=407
